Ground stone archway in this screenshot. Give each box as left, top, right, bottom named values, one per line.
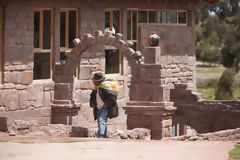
left=51, top=30, right=142, bottom=125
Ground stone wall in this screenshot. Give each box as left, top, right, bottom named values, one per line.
left=173, top=100, right=240, bottom=134
left=0, top=1, right=53, bottom=124
left=1, top=0, right=196, bottom=129
left=159, top=55, right=196, bottom=90
left=139, top=25, right=195, bottom=56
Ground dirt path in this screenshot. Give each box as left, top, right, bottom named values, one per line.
left=0, top=136, right=235, bottom=160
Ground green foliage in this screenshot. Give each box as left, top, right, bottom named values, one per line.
left=196, top=29, right=222, bottom=64
left=203, top=16, right=220, bottom=38
left=195, top=0, right=210, bottom=24
left=215, top=69, right=234, bottom=100
left=229, top=145, right=240, bottom=159
left=197, top=82, right=216, bottom=100
left=211, top=0, right=240, bottom=21
left=221, top=13, right=240, bottom=72
left=195, top=0, right=240, bottom=69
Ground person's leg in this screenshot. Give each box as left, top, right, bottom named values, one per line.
left=97, top=108, right=108, bottom=138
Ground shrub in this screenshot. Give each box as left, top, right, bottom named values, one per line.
left=215, top=69, right=234, bottom=100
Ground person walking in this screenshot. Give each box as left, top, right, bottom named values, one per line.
left=90, top=72, right=119, bottom=138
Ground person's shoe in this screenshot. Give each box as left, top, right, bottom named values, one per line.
left=97, top=135, right=104, bottom=138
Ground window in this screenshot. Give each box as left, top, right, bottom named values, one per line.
left=178, top=11, right=187, bottom=24
left=34, top=9, right=52, bottom=80
left=60, top=9, right=78, bottom=64
left=158, top=11, right=167, bottom=23
left=168, top=11, right=177, bottom=24
left=59, top=9, right=78, bottom=77
left=105, top=49, right=119, bottom=74
left=105, top=9, right=122, bottom=74
left=127, top=10, right=138, bottom=51
left=149, top=11, right=157, bottom=23
left=138, top=10, right=147, bottom=23
left=127, top=9, right=188, bottom=51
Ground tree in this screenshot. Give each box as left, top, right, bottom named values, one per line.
left=211, top=0, right=240, bottom=21
left=221, top=13, right=240, bottom=73
left=195, top=0, right=212, bottom=24
left=202, top=15, right=226, bottom=42
left=196, top=30, right=222, bottom=65
left=215, top=69, right=234, bottom=100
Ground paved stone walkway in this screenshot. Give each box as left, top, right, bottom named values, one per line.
left=0, top=135, right=236, bottom=160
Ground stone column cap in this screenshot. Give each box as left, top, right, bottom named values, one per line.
left=124, top=101, right=176, bottom=111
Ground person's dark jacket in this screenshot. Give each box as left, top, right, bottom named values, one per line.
left=90, top=88, right=119, bottom=120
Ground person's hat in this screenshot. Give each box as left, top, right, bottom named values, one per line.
left=92, top=72, right=105, bottom=82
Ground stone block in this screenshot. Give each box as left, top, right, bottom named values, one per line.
left=79, top=80, right=93, bottom=90
left=162, top=127, right=172, bottom=137
left=7, top=37, right=16, bottom=44
left=0, top=90, right=3, bottom=105
left=25, top=31, right=33, bottom=37
left=4, top=83, right=15, bottom=89
left=180, top=77, right=188, bottom=83
left=160, top=55, right=172, bottom=65
left=34, top=94, right=45, bottom=108
left=137, top=84, right=153, bottom=101
left=21, top=37, right=33, bottom=45
left=118, top=86, right=125, bottom=99
left=162, top=119, right=172, bottom=128
left=79, top=66, right=92, bottom=80
left=18, top=91, right=28, bottom=110
left=81, top=59, right=89, bottom=65
left=3, top=90, right=19, bottom=111
left=54, top=75, right=74, bottom=83
left=144, top=47, right=161, bottom=64
left=4, top=65, right=14, bottom=71
left=14, top=65, right=27, bottom=71
left=4, top=72, right=22, bottom=84
left=27, top=83, right=44, bottom=101
left=188, top=56, right=196, bottom=66
left=54, top=91, right=72, bottom=100
left=55, top=83, right=72, bottom=93
left=99, top=57, right=105, bottom=72
left=45, top=91, right=52, bottom=107
left=21, top=71, right=33, bottom=85
left=140, top=67, right=171, bottom=79
left=152, top=85, right=168, bottom=101
left=89, top=58, right=99, bottom=64
left=16, top=24, right=27, bottom=31
left=151, top=129, right=163, bottom=140
left=14, top=120, right=30, bottom=130
left=78, top=90, right=92, bottom=103
left=0, top=117, right=8, bottom=132
left=26, top=62, right=34, bottom=70
left=115, top=33, right=123, bottom=40
left=44, top=83, right=54, bottom=92
left=104, top=31, right=113, bottom=44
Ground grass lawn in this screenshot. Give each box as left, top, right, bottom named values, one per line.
left=229, top=145, right=240, bottom=160
left=196, top=67, right=225, bottom=74
left=196, top=64, right=240, bottom=80
left=197, top=86, right=216, bottom=100
left=197, top=84, right=240, bottom=100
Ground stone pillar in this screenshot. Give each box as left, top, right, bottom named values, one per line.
left=125, top=46, right=176, bottom=140
left=51, top=64, right=80, bottom=125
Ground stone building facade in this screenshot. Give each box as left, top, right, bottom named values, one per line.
left=0, top=0, right=229, bottom=138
